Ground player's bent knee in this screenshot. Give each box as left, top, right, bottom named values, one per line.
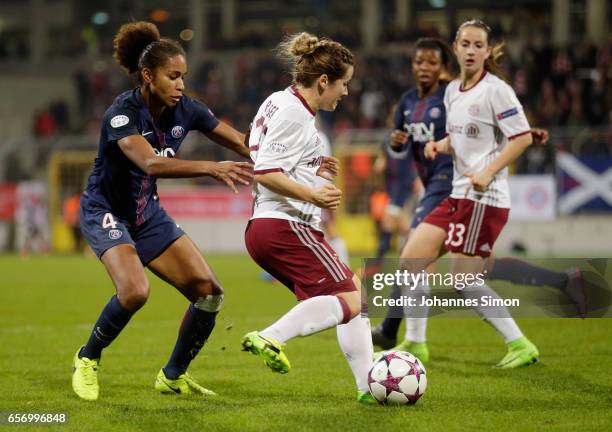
left=190, top=275, right=223, bottom=297
left=118, top=284, right=150, bottom=310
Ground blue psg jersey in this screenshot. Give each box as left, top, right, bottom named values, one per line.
left=382, top=135, right=415, bottom=191
left=84, top=88, right=219, bottom=226
left=392, top=83, right=453, bottom=189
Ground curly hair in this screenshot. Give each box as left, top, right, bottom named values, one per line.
left=113, top=21, right=185, bottom=81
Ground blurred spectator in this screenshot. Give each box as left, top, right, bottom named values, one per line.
left=23, top=17, right=610, bottom=166
left=33, top=109, right=57, bottom=138
left=50, top=99, right=70, bottom=133
left=63, top=192, right=83, bottom=252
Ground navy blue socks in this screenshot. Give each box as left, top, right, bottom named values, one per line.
left=380, top=284, right=403, bottom=338
left=163, top=304, right=217, bottom=379
left=376, top=230, right=393, bottom=261
left=490, top=257, right=568, bottom=290
left=81, top=295, right=135, bottom=360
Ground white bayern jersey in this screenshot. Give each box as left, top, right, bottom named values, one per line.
left=249, top=86, right=326, bottom=230
left=444, top=71, right=531, bottom=208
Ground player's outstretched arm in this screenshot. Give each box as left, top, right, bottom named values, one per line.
left=205, top=121, right=251, bottom=158
left=117, top=135, right=253, bottom=191
left=255, top=171, right=342, bottom=209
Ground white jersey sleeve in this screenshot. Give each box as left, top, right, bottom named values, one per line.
left=253, top=105, right=309, bottom=174
left=489, top=82, right=531, bottom=139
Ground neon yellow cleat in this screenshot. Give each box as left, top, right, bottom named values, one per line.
left=241, top=331, right=291, bottom=374
left=154, top=369, right=216, bottom=396
left=495, top=336, right=539, bottom=369
left=72, top=346, right=99, bottom=401
left=374, top=340, right=429, bottom=364
left=357, top=390, right=377, bottom=404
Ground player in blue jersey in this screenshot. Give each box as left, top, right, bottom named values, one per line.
left=370, top=38, right=454, bottom=354
left=372, top=134, right=418, bottom=264
left=71, top=21, right=253, bottom=401
left=371, top=36, right=584, bottom=365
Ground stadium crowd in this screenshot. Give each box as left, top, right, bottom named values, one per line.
left=10, top=13, right=608, bottom=180
left=52, top=38, right=611, bottom=139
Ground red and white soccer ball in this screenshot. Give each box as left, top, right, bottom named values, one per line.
left=368, top=351, right=427, bottom=405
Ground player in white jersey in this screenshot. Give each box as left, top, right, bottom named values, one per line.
left=392, top=20, right=541, bottom=369
left=443, top=70, right=526, bottom=208
left=241, top=32, right=375, bottom=403
left=247, top=87, right=329, bottom=229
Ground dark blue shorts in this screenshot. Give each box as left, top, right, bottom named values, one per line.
left=411, top=182, right=452, bottom=229
left=387, top=183, right=412, bottom=209
left=80, top=203, right=184, bottom=265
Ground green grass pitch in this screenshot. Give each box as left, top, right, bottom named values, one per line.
left=1, top=254, right=611, bottom=431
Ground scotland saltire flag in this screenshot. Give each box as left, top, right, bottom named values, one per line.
left=557, top=153, right=612, bottom=214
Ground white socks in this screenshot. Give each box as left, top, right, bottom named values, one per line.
left=400, top=279, right=523, bottom=343
left=403, top=280, right=430, bottom=343
left=460, top=283, right=523, bottom=342
left=260, top=295, right=345, bottom=343
left=259, top=294, right=372, bottom=392
left=337, top=315, right=374, bottom=392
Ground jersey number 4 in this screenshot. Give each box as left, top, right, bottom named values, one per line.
left=102, top=213, right=118, bottom=229
left=445, top=222, right=466, bottom=247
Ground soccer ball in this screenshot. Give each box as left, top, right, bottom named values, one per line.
left=368, top=351, right=427, bottom=405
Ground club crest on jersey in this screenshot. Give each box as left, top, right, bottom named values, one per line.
left=429, top=107, right=441, bottom=119
left=171, top=125, right=185, bottom=138
left=110, top=115, right=129, bottom=128
left=465, top=123, right=480, bottom=138
left=109, top=229, right=123, bottom=240
left=468, top=104, right=480, bottom=116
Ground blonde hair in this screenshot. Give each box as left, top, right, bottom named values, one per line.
left=276, top=32, right=354, bottom=87
left=455, top=19, right=505, bottom=78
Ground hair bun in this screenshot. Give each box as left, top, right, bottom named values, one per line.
left=113, top=21, right=161, bottom=74
left=289, top=32, right=320, bottom=57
